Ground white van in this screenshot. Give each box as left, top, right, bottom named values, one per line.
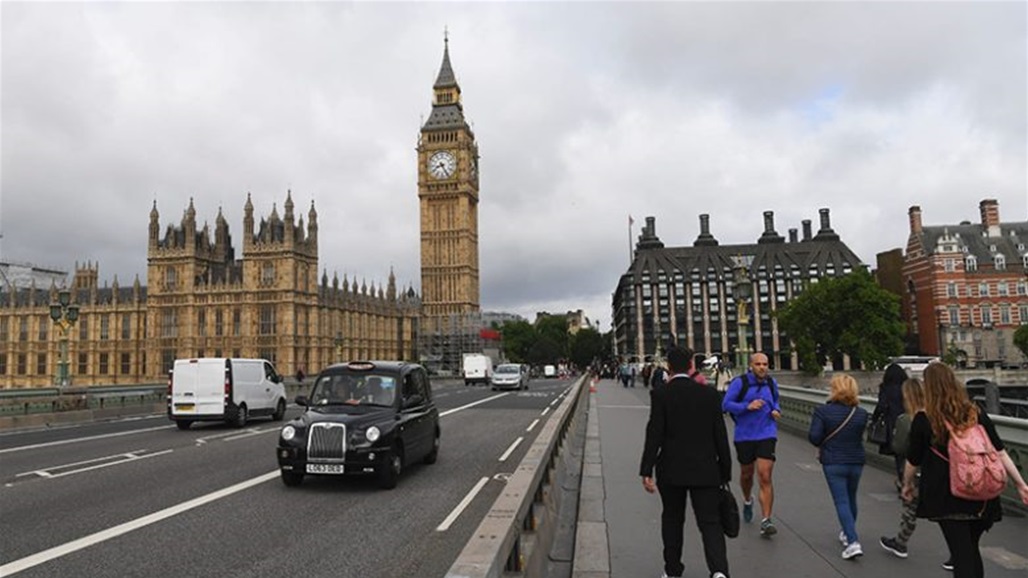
left=890, top=356, right=940, bottom=374
left=462, top=353, right=493, bottom=386
left=168, top=358, right=287, bottom=430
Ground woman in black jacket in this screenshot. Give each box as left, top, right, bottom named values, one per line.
left=871, top=363, right=908, bottom=487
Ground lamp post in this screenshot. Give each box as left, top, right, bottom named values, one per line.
left=49, top=289, right=80, bottom=387
left=733, top=261, right=752, bottom=371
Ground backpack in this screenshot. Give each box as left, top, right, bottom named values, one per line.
left=734, top=373, right=778, bottom=404
left=931, top=420, right=1007, bottom=501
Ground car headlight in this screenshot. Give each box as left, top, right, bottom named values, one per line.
left=366, top=426, right=380, bottom=443
left=281, top=425, right=296, bottom=441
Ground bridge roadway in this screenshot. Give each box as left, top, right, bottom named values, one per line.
left=0, top=378, right=576, bottom=578
left=577, top=378, right=1028, bottom=578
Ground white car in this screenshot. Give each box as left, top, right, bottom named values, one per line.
left=491, top=363, right=527, bottom=390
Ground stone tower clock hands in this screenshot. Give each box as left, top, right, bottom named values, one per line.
left=428, top=150, right=456, bottom=179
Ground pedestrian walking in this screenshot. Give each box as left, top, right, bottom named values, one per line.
left=640, top=345, right=732, bottom=578
left=721, top=352, right=781, bottom=537
left=870, top=363, right=908, bottom=490
left=808, top=373, right=869, bottom=560
left=650, top=361, right=668, bottom=388
left=903, top=362, right=1028, bottom=578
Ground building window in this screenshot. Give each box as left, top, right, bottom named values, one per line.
left=122, top=313, right=131, bottom=340
left=19, top=317, right=28, bottom=341
left=998, top=282, right=1009, bottom=297
left=17, top=354, right=26, bottom=375
left=259, top=305, right=276, bottom=335
left=161, top=309, right=178, bottom=338
left=233, top=309, right=241, bottom=336
left=1020, top=305, right=1028, bottom=323
left=197, top=310, right=206, bottom=337
left=165, top=266, right=177, bottom=290
left=982, top=305, right=993, bottom=326
left=946, top=282, right=957, bottom=298
left=162, top=349, right=175, bottom=374
left=79, top=317, right=88, bottom=341
left=0, top=353, right=6, bottom=375
left=979, top=283, right=990, bottom=297
left=262, top=262, right=276, bottom=285
left=215, top=310, right=224, bottom=336
left=1000, top=304, right=1011, bottom=325
left=1018, top=282, right=1027, bottom=296
left=78, top=353, right=88, bottom=375
left=948, top=307, right=959, bottom=326
left=944, top=259, right=955, bottom=272
left=0, top=318, right=7, bottom=342
left=995, top=254, right=1006, bottom=270
left=121, top=352, right=131, bottom=375
left=36, top=353, right=46, bottom=375
left=965, top=256, right=977, bottom=271
left=38, top=316, right=48, bottom=341
left=100, top=314, right=110, bottom=340
left=99, top=353, right=109, bottom=375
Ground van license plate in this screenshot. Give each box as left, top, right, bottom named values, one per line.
left=175, top=404, right=195, bottom=412
left=307, top=463, right=344, bottom=474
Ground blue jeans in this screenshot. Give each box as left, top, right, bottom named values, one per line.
left=822, top=463, right=863, bottom=544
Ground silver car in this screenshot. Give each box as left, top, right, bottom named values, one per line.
left=491, top=363, right=527, bottom=391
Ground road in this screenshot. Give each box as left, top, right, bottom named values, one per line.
left=0, top=378, right=576, bottom=578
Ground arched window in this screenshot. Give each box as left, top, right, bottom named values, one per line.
left=995, top=254, right=1006, bottom=270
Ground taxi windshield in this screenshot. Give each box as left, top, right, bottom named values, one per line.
left=311, top=373, right=396, bottom=407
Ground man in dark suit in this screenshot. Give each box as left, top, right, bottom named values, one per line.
left=640, top=345, right=732, bottom=578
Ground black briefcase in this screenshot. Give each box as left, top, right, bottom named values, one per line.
left=719, top=485, right=740, bottom=538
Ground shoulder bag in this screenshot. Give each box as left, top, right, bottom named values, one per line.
left=816, top=406, right=856, bottom=463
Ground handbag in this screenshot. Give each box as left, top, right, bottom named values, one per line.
left=867, top=413, right=889, bottom=445
left=816, top=407, right=856, bottom=463
left=719, top=484, right=740, bottom=538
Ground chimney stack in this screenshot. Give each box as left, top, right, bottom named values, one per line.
left=908, top=205, right=923, bottom=234
left=813, top=208, right=840, bottom=241
left=788, top=228, right=798, bottom=243
left=979, top=199, right=1000, bottom=237
left=694, top=214, right=719, bottom=246
left=802, top=220, right=812, bottom=241
left=758, top=211, right=785, bottom=244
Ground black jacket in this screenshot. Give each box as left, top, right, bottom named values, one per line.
left=640, top=375, right=732, bottom=487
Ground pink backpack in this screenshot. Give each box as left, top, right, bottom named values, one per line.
left=932, top=420, right=1007, bottom=501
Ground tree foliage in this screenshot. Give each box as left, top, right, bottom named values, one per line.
left=1014, top=324, right=1028, bottom=360
left=776, top=269, right=905, bottom=374
left=569, top=327, right=605, bottom=368
left=499, top=320, right=536, bottom=363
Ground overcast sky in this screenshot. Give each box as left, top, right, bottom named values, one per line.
left=2, top=1, right=1025, bottom=330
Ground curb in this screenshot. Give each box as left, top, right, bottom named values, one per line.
left=572, top=392, right=610, bottom=578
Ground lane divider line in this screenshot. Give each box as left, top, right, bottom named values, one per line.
left=439, top=392, right=509, bottom=417
left=541, top=406, right=550, bottom=417
left=0, top=426, right=174, bottom=455
left=498, top=437, right=523, bottom=462
left=436, top=477, right=489, bottom=532
left=526, top=419, right=539, bottom=432
left=0, top=470, right=280, bottom=576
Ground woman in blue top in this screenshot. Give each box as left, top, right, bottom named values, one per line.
left=809, top=373, right=869, bottom=560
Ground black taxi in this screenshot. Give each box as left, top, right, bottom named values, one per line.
left=276, top=360, right=440, bottom=489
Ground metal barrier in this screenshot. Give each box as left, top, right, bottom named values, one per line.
left=776, top=384, right=1028, bottom=512
left=444, top=375, right=588, bottom=578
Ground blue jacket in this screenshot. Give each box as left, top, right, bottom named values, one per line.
left=808, top=402, right=868, bottom=465
left=721, top=372, right=780, bottom=442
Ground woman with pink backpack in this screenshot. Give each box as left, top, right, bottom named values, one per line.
left=902, top=363, right=1028, bottom=578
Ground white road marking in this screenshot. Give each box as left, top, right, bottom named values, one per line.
left=222, top=428, right=276, bottom=442
left=541, top=407, right=550, bottom=417
left=498, top=437, right=523, bottom=462
left=526, top=419, right=539, bottom=432
left=16, top=449, right=174, bottom=479
left=0, top=425, right=174, bottom=455
left=436, top=476, right=490, bottom=532
left=438, top=392, right=509, bottom=417
left=0, top=470, right=280, bottom=576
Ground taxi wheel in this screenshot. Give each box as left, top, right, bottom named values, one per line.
left=379, top=444, right=403, bottom=490
left=281, top=470, right=304, bottom=487
left=423, top=430, right=440, bottom=465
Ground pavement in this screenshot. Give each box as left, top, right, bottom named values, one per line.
left=574, top=378, right=1028, bottom=578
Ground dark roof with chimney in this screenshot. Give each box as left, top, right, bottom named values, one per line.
left=919, top=221, right=1028, bottom=263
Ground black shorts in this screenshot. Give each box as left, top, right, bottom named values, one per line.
left=734, top=439, right=777, bottom=465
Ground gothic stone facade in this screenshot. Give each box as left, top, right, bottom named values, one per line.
left=0, top=193, right=420, bottom=388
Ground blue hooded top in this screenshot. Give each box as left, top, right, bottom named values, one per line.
left=721, top=371, right=780, bottom=442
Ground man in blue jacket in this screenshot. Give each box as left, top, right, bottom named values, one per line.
left=722, top=352, right=781, bottom=538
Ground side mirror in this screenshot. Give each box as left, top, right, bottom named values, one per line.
left=403, top=394, right=424, bottom=409
left=273, top=374, right=283, bottom=384
left=295, top=395, right=309, bottom=407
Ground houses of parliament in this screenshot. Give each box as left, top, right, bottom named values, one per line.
left=0, top=39, right=481, bottom=388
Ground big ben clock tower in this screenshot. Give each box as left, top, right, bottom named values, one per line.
left=418, top=35, right=481, bottom=341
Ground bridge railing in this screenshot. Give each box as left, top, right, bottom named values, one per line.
left=777, top=384, right=1028, bottom=512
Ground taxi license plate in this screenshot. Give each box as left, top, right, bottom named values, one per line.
left=307, top=463, right=344, bottom=474
left=175, top=404, right=195, bottom=412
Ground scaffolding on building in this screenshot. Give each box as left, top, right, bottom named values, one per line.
left=418, top=311, right=499, bottom=375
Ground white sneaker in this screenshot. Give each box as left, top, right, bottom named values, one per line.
left=712, top=573, right=728, bottom=578
left=842, top=541, right=864, bottom=560
left=838, top=530, right=848, bottom=546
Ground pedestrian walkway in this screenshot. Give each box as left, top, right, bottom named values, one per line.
left=575, top=379, right=1028, bottom=578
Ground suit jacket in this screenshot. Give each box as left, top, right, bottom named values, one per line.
left=639, top=374, right=732, bottom=487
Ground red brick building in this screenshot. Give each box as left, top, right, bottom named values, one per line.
left=902, top=199, right=1028, bottom=366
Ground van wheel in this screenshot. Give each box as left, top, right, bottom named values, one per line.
left=175, top=420, right=192, bottom=430
left=230, top=404, right=247, bottom=428
left=423, top=429, right=440, bottom=465
left=281, top=470, right=304, bottom=487
left=378, top=444, right=403, bottom=490
left=272, top=399, right=286, bottom=421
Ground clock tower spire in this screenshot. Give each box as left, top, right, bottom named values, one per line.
left=417, top=35, right=481, bottom=367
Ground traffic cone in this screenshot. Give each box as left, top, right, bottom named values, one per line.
left=589, top=377, right=598, bottom=393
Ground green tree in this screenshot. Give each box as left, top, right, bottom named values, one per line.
left=1013, top=324, right=1028, bottom=360
left=535, top=314, right=571, bottom=359
left=527, top=335, right=562, bottom=367
left=569, top=327, right=605, bottom=369
left=776, top=270, right=905, bottom=374
left=499, top=320, right=537, bottom=363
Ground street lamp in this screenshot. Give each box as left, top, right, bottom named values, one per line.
left=733, top=260, right=752, bottom=371
left=49, top=289, right=80, bottom=387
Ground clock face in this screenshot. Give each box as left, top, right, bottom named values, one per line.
left=428, top=150, right=456, bottom=179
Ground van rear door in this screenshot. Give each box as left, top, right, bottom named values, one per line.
left=171, top=359, right=228, bottom=417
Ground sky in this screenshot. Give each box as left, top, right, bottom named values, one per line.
left=2, top=1, right=1026, bottom=331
